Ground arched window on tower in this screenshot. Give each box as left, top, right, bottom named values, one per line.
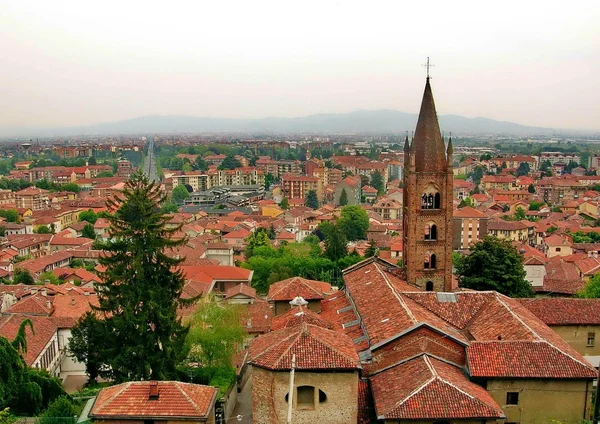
left=424, top=252, right=437, bottom=269
left=421, top=184, right=441, bottom=210
left=424, top=223, right=437, bottom=241
left=434, top=193, right=441, bottom=209
left=426, top=281, right=434, bottom=291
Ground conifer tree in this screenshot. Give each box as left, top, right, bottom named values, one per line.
left=76, top=172, right=190, bottom=382
left=305, top=190, right=319, bottom=209
left=338, top=188, right=348, bottom=206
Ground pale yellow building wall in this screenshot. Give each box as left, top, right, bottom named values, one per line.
left=486, top=379, right=592, bottom=424
left=549, top=324, right=600, bottom=356
left=251, top=366, right=358, bottom=424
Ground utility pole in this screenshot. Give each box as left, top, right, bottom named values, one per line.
left=286, top=354, right=296, bottom=424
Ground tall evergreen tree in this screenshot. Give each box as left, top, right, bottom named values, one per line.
left=364, top=239, right=377, bottom=257
left=338, top=188, right=348, bottom=206
left=305, top=190, right=319, bottom=209
left=371, top=171, right=385, bottom=195
left=77, top=172, right=190, bottom=382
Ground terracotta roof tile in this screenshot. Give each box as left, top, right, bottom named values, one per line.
left=371, top=355, right=504, bottom=420
left=267, top=277, right=331, bottom=301
left=249, top=323, right=360, bottom=371
left=519, top=298, right=600, bottom=325
left=90, top=381, right=218, bottom=419
left=270, top=305, right=332, bottom=331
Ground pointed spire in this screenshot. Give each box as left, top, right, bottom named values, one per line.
left=447, top=133, right=453, bottom=156
left=403, top=132, right=410, bottom=153
left=413, top=78, right=447, bottom=172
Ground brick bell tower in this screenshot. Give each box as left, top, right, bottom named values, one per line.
left=402, top=76, right=456, bottom=292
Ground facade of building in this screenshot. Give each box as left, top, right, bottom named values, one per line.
left=281, top=174, right=321, bottom=201
left=15, top=187, right=49, bottom=210
left=452, top=206, right=488, bottom=249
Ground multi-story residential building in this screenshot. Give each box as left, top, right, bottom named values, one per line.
left=255, top=157, right=279, bottom=177
left=281, top=174, right=320, bottom=201
left=540, top=151, right=581, bottom=166
left=452, top=206, right=488, bottom=249
left=334, top=176, right=361, bottom=206
left=170, top=168, right=265, bottom=192
left=491, top=155, right=538, bottom=171
left=372, top=198, right=402, bottom=220
left=538, top=177, right=586, bottom=205
left=277, top=160, right=302, bottom=177
left=487, top=219, right=534, bottom=244
left=0, top=189, right=15, bottom=205
left=15, top=187, right=49, bottom=210
left=481, top=175, right=516, bottom=191
left=117, top=159, right=133, bottom=178
left=588, top=153, right=600, bottom=173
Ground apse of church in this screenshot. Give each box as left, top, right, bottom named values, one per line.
left=402, top=77, right=456, bottom=292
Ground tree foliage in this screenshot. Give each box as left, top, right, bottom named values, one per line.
left=172, top=185, right=190, bottom=204
left=40, top=396, right=78, bottom=424
left=338, top=205, right=369, bottom=241
left=71, top=172, right=190, bottom=382
left=338, top=188, right=348, bottom=206
left=78, top=209, right=98, bottom=224
left=516, top=162, right=530, bottom=177
left=245, top=228, right=271, bottom=259
left=68, top=312, right=106, bottom=385
left=218, top=155, right=242, bottom=170
left=0, top=320, right=66, bottom=415
left=371, top=171, right=385, bottom=195
left=578, top=273, right=600, bottom=298
left=304, top=190, right=319, bottom=209
left=183, top=298, right=246, bottom=369
left=12, top=269, right=34, bottom=285
left=81, top=224, right=96, bottom=240
left=321, top=221, right=348, bottom=261
left=365, top=240, right=377, bottom=258
left=0, top=210, right=18, bottom=223
left=456, top=236, right=533, bottom=297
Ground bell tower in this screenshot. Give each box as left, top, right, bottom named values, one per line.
left=402, top=76, right=456, bottom=292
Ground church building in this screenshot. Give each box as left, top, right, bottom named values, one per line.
left=246, top=76, right=597, bottom=424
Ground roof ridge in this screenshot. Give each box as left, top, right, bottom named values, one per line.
left=95, top=382, right=131, bottom=414
left=494, top=294, right=541, bottom=341
left=388, top=357, right=436, bottom=412
left=306, top=324, right=357, bottom=364
left=174, top=382, right=204, bottom=416
left=375, top=263, right=417, bottom=324
left=274, top=326, right=306, bottom=368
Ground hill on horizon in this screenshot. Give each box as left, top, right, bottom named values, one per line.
left=1, top=110, right=561, bottom=138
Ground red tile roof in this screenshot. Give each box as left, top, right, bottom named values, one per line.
left=468, top=341, right=596, bottom=378
left=90, top=381, right=218, bottom=420
left=519, top=298, right=600, bottom=325
left=270, top=305, right=332, bottom=331
left=0, top=314, right=58, bottom=366
left=240, top=299, right=273, bottom=334
left=267, top=277, right=331, bottom=301
left=249, top=323, right=360, bottom=371
left=224, top=283, right=256, bottom=300
left=371, top=355, right=504, bottom=420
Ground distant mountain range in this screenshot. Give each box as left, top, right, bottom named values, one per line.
left=2, top=110, right=558, bottom=138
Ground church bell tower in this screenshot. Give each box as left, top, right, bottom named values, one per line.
left=402, top=76, right=456, bottom=292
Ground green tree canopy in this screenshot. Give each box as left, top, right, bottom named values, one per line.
left=516, top=162, right=530, bottom=177
left=62, top=183, right=80, bottom=193
left=87, top=156, right=97, bottom=165
left=338, top=188, right=348, bottom=206
left=81, top=224, right=96, bottom=240
left=578, top=273, right=600, bottom=298
left=320, top=221, right=348, bottom=261
left=68, top=312, right=106, bottom=385
left=338, top=205, right=369, bottom=241
left=78, top=209, right=98, bottom=224
left=72, top=172, right=190, bottom=382
left=456, top=236, right=533, bottom=297
left=364, top=239, right=377, bottom=258
left=305, top=190, right=319, bottom=209
left=0, top=210, right=18, bottom=223
left=371, top=171, right=385, bottom=195
left=183, top=298, right=246, bottom=369
left=34, top=226, right=52, bottom=234
left=40, top=396, right=78, bottom=424
left=13, top=269, right=34, bottom=285
left=218, top=155, right=242, bottom=170
left=160, top=202, right=179, bottom=214
left=528, top=183, right=536, bottom=194
left=245, top=228, right=271, bottom=259
left=458, top=197, right=473, bottom=208
left=172, top=185, right=190, bottom=204
left=279, top=197, right=289, bottom=210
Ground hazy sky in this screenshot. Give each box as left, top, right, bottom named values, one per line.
left=1, top=1, right=599, bottom=132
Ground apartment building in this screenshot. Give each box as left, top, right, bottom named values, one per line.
left=281, top=174, right=320, bottom=200
left=15, top=187, right=49, bottom=210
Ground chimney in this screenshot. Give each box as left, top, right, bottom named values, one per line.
left=149, top=381, right=159, bottom=400
left=46, top=300, right=52, bottom=310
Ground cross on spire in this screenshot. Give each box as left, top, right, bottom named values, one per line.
left=422, top=57, right=434, bottom=80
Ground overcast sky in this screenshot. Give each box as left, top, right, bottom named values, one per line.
left=1, top=1, right=599, bottom=132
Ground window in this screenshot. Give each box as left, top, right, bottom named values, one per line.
left=425, top=224, right=437, bottom=241
left=297, top=386, right=315, bottom=409
left=556, top=247, right=561, bottom=252
left=318, top=389, right=327, bottom=403
left=587, top=332, right=595, bottom=347
left=506, top=392, right=519, bottom=405
left=426, top=281, right=434, bottom=291
left=424, top=253, right=436, bottom=270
